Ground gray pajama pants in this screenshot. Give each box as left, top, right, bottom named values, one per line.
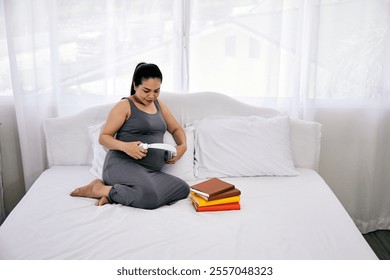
left=102, top=150, right=190, bottom=209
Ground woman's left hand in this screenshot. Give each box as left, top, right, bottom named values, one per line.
left=166, top=144, right=187, bottom=164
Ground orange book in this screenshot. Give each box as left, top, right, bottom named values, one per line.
left=190, top=178, right=235, bottom=198
left=192, top=202, right=241, bottom=212
left=190, top=192, right=240, bottom=207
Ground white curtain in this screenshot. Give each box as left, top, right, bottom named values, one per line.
left=3, top=0, right=184, bottom=188
left=188, top=0, right=390, bottom=234
left=312, top=1, right=390, bottom=234
left=2, top=0, right=390, bottom=233
left=0, top=123, right=5, bottom=225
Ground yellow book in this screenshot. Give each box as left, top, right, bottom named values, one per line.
left=190, top=192, right=240, bottom=207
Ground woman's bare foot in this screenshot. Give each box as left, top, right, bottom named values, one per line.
left=95, top=196, right=110, bottom=206
left=70, top=179, right=111, bottom=199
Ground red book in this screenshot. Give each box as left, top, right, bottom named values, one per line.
left=192, top=202, right=241, bottom=212
left=190, top=178, right=235, bottom=198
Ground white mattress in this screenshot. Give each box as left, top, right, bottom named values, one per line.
left=0, top=166, right=377, bottom=260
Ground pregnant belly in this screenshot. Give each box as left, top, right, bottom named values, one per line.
left=137, top=149, right=166, bottom=171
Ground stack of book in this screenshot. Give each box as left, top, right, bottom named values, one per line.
left=189, top=178, right=241, bottom=212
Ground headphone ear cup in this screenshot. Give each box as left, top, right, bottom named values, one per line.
left=164, top=150, right=174, bottom=161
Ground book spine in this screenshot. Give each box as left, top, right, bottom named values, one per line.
left=189, top=187, right=209, bottom=197
left=196, top=203, right=241, bottom=212
left=191, top=193, right=240, bottom=207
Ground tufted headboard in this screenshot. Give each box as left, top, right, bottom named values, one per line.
left=43, top=92, right=321, bottom=171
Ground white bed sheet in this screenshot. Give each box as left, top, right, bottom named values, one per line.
left=0, top=166, right=377, bottom=260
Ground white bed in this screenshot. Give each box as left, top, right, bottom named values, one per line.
left=0, top=92, right=377, bottom=260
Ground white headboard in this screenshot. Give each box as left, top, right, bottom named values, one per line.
left=43, top=92, right=321, bottom=171
left=160, top=92, right=280, bottom=125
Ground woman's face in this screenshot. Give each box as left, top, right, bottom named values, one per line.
left=133, top=78, right=161, bottom=105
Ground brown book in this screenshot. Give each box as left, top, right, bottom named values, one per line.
left=195, top=187, right=241, bottom=201
left=190, top=178, right=235, bottom=198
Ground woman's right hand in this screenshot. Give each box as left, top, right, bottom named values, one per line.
left=122, top=141, right=148, bottom=160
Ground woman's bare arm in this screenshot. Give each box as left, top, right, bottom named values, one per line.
left=99, top=100, right=147, bottom=159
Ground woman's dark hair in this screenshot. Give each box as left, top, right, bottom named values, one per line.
left=131, top=62, right=163, bottom=95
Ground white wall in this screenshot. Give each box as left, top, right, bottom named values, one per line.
left=0, top=97, right=25, bottom=217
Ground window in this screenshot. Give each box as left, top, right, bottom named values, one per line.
left=2, top=0, right=180, bottom=98
left=56, top=0, right=180, bottom=96
left=0, top=2, right=12, bottom=96
left=2, top=0, right=389, bottom=101
left=188, top=0, right=301, bottom=100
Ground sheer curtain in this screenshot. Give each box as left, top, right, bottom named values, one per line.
left=3, top=0, right=390, bottom=233
left=0, top=123, right=4, bottom=225
left=4, top=0, right=184, bottom=189
left=188, top=1, right=390, bottom=233
left=310, top=1, right=390, bottom=234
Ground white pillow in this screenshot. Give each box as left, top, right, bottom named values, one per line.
left=161, top=126, right=195, bottom=181
left=88, top=123, right=195, bottom=181
left=290, top=118, right=322, bottom=171
left=193, top=115, right=298, bottom=178
left=44, top=117, right=94, bottom=167
left=88, top=122, right=108, bottom=178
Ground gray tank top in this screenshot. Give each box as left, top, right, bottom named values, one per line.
left=115, top=97, right=167, bottom=171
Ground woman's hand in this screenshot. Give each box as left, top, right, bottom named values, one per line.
left=166, top=144, right=187, bottom=164
left=122, top=141, right=148, bottom=160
